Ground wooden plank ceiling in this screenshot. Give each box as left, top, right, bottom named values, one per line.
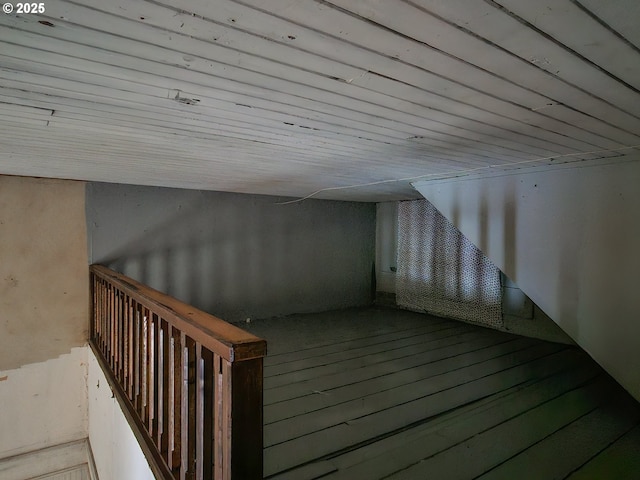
left=1, top=0, right=639, bottom=201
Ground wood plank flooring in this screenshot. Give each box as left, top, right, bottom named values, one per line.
left=241, top=307, right=640, bottom=479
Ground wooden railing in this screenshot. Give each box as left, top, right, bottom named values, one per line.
left=89, top=265, right=266, bottom=480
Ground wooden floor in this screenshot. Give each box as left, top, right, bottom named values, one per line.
left=241, top=307, right=640, bottom=479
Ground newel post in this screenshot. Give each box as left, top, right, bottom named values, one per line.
left=231, top=356, right=264, bottom=479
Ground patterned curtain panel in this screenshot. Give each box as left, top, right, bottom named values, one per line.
left=396, top=199, right=503, bottom=328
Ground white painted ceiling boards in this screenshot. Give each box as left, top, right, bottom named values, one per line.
left=1, top=0, right=639, bottom=201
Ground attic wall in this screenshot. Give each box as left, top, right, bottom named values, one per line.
left=413, top=159, right=640, bottom=401
left=0, top=175, right=89, bottom=369
left=0, top=175, right=89, bottom=458
left=87, top=183, right=376, bottom=322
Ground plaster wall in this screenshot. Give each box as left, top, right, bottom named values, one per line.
left=375, top=202, right=398, bottom=293
left=413, top=159, right=640, bottom=400
left=87, top=183, right=375, bottom=322
left=0, top=175, right=89, bottom=370
left=0, top=347, right=88, bottom=459
left=88, top=349, right=154, bottom=480
left=0, top=175, right=89, bottom=459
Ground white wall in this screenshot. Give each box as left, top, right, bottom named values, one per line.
left=0, top=348, right=88, bottom=459
left=375, top=202, right=398, bottom=293
left=88, top=349, right=155, bottom=480
left=87, top=183, right=376, bottom=322
left=414, top=158, right=640, bottom=400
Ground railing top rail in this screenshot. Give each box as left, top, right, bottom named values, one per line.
left=91, top=264, right=266, bottom=362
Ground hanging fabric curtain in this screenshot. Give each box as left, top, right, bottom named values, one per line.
left=396, top=199, right=503, bottom=328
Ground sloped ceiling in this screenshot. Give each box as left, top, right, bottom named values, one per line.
left=1, top=0, right=639, bottom=201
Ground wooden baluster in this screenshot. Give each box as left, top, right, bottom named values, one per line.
left=99, top=280, right=105, bottom=352
left=160, top=319, right=170, bottom=462
left=194, top=344, right=207, bottom=480
left=100, top=279, right=104, bottom=344
left=104, top=281, right=109, bottom=354
left=148, top=312, right=156, bottom=434
left=119, top=292, right=122, bottom=384
left=167, top=325, right=175, bottom=471
left=151, top=313, right=160, bottom=443
left=180, top=333, right=190, bottom=480
left=97, top=279, right=101, bottom=347
left=100, top=281, right=105, bottom=353
left=195, top=345, right=203, bottom=480
left=114, top=289, right=120, bottom=381
left=110, top=284, right=113, bottom=361
left=97, top=279, right=101, bottom=348
left=214, top=354, right=231, bottom=480
left=91, top=276, right=97, bottom=343
left=116, top=289, right=121, bottom=372
left=109, top=285, right=115, bottom=368
left=112, top=287, right=117, bottom=369
left=156, top=318, right=164, bottom=450
left=112, top=288, right=117, bottom=377
left=105, top=284, right=110, bottom=360
left=128, top=299, right=135, bottom=400
left=119, top=293, right=126, bottom=383
left=134, top=302, right=141, bottom=412
left=123, top=295, right=129, bottom=396
left=103, top=281, right=108, bottom=352
left=201, top=348, right=214, bottom=480
left=90, top=275, right=96, bottom=342
left=169, top=326, right=183, bottom=476
left=185, top=337, right=196, bottom=480
left=102, top=280, right=107, bottom=349
left=141, top=308, right=149, bottom=425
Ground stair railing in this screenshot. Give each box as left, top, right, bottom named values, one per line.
left=90, top=265, right=266, bottom=480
